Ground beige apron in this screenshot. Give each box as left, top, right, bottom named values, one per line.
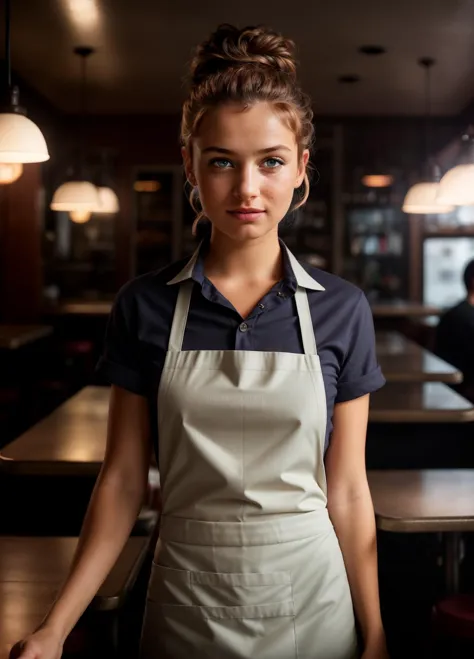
left=140, top=248, right=359, bottom=659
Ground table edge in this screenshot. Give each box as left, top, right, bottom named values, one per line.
left=375, top=514, right=474, bottom=533
left=369, top=408, right=474, bottom=423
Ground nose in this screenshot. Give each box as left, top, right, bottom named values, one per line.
left=232, top=163, right=259, bottom=202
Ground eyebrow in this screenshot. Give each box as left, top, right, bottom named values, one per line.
left=201, top=145, right=292, bottom=155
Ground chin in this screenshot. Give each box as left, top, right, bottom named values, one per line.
left=214, top=219, right=277, bottom=243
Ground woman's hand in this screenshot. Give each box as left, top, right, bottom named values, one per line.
left=9, top=627, right=64, bottom=659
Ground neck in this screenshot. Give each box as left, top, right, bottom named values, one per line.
left=467, top=292, right=474, bottom=306
left=204, top=229, right=283, bottom=283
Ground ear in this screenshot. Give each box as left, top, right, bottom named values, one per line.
left=181, top=146, right=196, bottom=186
left=295, top=149, right=310, bottom=188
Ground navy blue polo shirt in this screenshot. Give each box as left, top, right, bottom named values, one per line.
left=96, top=240, right=385, bottom=455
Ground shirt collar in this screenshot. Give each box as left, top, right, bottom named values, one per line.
left=166, top=239, right=325, bottom=292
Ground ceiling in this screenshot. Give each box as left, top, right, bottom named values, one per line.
left=6, top=0, right=474, bottom=116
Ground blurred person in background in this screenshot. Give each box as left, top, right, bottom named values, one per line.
left=435, top=259, right=474, bottom=396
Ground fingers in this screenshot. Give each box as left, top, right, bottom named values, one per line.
left=9, top=641, right=36, bottom=659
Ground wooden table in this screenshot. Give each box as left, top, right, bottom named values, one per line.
left=371, top=302, right=441, bottom=318
left=43, top=301, right=113, bottom=316
left=0, top=386, right=110, bottom=476
left=0, top=536, right=151, bottom=659
left=369, top=381, right=474, bottom=423
left=0, top=386, right=158, bottom=536
left=0, top=324, right=53, bottom=350
left=376, top=331, right=462, bottom=384
left=368, top=469, right=474, bottom=593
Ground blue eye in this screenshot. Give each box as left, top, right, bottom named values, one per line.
left=263, top=158, right=284, bottom=169
left=210, top=158, right=233, bottom=168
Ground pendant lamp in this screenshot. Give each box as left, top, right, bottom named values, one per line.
left=437, top=131, right=474, bottom=206
left=0, top=0, right=49, bottom=163
left=0, top=161, right=22, bottom=184
left=95, top=186, right=119, bottom=213
left=93, top=151, right=120, bottom=214
left=70, top=209, right=92, bottom=224
left=402, top=58, right=454, bottom=214
left=50, top=47, right=99, bottom=220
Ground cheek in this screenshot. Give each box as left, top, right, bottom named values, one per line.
left=197, top=175, right=228, bottom=213
left=265, top=169, right=298, bottom=201
left=196, top=166, right=225, bottom=195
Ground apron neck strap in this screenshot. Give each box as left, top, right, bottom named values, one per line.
left=294, top=286, right=317, bottom=355
left=168, top=281, right=317, bottom=356
left=168, top=281, right=194, bottom=352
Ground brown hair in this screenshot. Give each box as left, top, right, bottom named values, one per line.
left=181, top=24, right=314, bottom=234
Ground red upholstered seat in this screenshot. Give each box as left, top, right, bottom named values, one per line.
left=433, top=594, right=474, bottom=640
left=63, top=340, right=95, bottom=355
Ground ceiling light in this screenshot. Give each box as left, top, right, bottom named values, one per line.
left=94, top=186, right=119, bottom=213
left=65, top=0, right=99, bottom=28
left=361, top=173, right=394, bottom=188
left=92, top=151, right=120, bottom=214
left=358, top=45, right=387, bottom=56
left=70, top=209, right=92, bottom=223
left=437, top=134, right=474, bottom=206
left=51, top=180, right=99, bottom=211
left=338, top=75, right=361, bottom=84
left=134, top=180, right=161, bottom=192
left=0, top=0, right=49, bottom=163
left=0, top=161, right=22, bottom=184
left=51, top=47, right=97, bottom=213
left=402, top=181, right=454, bottom=214
left=402, top=58, right=454, bottom=214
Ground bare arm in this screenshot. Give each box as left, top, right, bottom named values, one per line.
left=325, top=394, right=387, bottom=658
left=22, top=385, right=151, bottom=648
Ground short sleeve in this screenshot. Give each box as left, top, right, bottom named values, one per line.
left=335, top=290, right=385, bottom=403
left=95, top=283, right=149, bottom=396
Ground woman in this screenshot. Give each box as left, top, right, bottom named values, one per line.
left=13, top=24, right=387, bottom=659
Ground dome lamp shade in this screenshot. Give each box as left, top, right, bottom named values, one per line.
left=50, top=180, right=99, bottom=211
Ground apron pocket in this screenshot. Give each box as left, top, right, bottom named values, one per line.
left=149, top=563, right=294, bottom=610
left=144, top=567, right=297, bottom=657
left=191, top=568, right=294, bottom=608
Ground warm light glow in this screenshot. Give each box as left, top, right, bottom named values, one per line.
left=0, top=162, right=23, bottom=184
left=361, top=174, right=394, bottom=188
left=70, top=209, right=91, bottom=223
left=95, top=186, right=119, bottom=213
left=437, top=164, right=474, bottom=206
left=51, top=181, right=99, bottom=212
left=134, top=180, right=161, bottom=192
left=65, top=0, right=100, bottom=27
left=402, top=182, right=454, bottom=214
left=0, top=113, right=49, bottom=163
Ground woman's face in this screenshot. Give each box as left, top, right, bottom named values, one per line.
left=182, top=102, right=309, bottom=242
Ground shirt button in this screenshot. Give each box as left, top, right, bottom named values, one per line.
left=258, top=303, right=265, bottom=310
left=239, top=322, right=249, bottom=333
left=277, top=291, right=287, bottom=299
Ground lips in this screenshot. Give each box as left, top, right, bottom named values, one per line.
left=227, top=209, right=266, bottom=221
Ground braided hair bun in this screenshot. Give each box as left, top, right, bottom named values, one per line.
left=190, top=24, right=297, bottom=84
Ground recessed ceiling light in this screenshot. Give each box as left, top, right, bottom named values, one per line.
left=358, top=45, right=386, bottom=56
left=338, top=75, right=361, bottom=84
